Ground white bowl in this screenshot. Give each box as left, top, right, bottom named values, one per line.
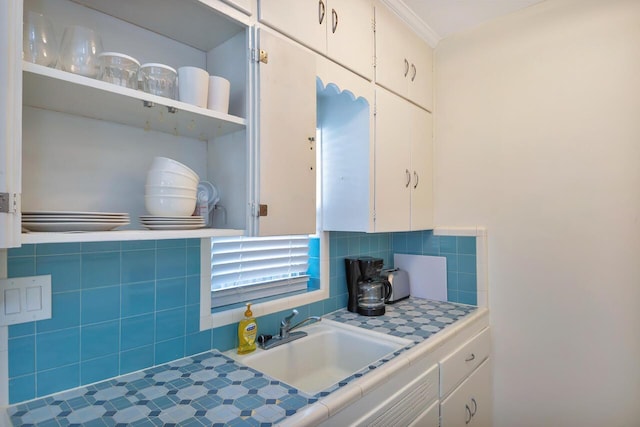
left=145, top=195, right=196, bottom=216
left=150, top=157, right=199, bottom=181
left=146, top=169, right=199, bottom=188
left=145, top=185, right=197, bottom=197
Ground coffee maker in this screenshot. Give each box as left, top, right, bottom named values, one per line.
left=345, top=257, right=392, bottom=316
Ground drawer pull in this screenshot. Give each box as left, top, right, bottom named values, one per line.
left=470, top=398, right=478, bottom=416
left=465, top=353, right=476, bottom=362
left=318, top=0, right=326, bottom=25
left=465, top=404, right=472, bottom=424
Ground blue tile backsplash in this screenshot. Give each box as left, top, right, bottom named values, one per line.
left=6, top=231, right=476, bottom=404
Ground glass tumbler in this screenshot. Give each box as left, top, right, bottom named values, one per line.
left=59, top=25, right=103, bottom=78
left=23, top=11, right=58, bottom=67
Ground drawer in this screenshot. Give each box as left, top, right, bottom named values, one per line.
left=439, top=327, right=491, bottom=397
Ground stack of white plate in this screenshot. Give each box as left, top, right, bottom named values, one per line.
left=139, top=215, right=205, bottom=230
left=22, top=211, right=130, bottom=232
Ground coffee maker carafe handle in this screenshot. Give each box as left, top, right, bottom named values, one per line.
left=383, top=279, right=392, bottom=303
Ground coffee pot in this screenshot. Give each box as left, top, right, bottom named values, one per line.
left=345, top=257, right=392, bottom=316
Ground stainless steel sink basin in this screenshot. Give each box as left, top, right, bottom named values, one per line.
left=227, top=319, right=411, bottom=395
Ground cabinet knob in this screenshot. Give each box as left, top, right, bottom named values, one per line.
left=331, top=9, right=338, bottom=33
left=318, top=0, right=326, bottom=25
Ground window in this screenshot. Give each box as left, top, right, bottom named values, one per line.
left=210, top=235, right=310, bottom=308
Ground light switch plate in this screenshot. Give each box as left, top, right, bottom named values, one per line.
left=0, top=275, right=52, bottom=326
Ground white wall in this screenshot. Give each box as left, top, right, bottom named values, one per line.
left=434, top=0, right=640, bottom=426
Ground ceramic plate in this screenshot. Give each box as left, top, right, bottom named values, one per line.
left=22, top=221, right=129, bottom=232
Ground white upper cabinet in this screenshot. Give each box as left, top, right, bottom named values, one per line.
left=375, top=2, right=433, bottom=111
left=258, top=0, right=374, bottom=80
left=375, top=86, right=433, bottom=232
left=319, top=61, right=432, bottom=233
left=255, top=29, right=317, bottom=236
left=0, top=0, right=256, bottom=248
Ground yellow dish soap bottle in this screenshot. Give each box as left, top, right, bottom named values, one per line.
left=237, top=303, right=257, bottom=354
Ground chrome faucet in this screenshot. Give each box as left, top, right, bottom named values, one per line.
left=258, top=309, right=321, bottom=350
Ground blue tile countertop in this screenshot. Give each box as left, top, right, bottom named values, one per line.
left=7, top=298, right=478, bottom=426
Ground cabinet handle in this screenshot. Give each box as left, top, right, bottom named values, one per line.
left=405, top=169, right=411, bottom=188
left=413, top=171, right=419, bottom=189
left=465, top=404, right=472, bottom=424
left=331, top=9, right=338, bottom=33
left=470, top=398, right=478, bottom=416
left=411, top=63, right=417, bottom=81
left=465, top=353, right=476, bottom=362
left=403, top=59, right=409, bottom=77
left=318, top=0, right=326, bottom=25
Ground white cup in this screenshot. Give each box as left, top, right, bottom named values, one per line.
left=207, top=76, right=231, bottom=113
left=178, top=66, right=209, bottom=108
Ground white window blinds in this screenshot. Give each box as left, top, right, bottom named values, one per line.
left=210, top=235, right=310, bottom=308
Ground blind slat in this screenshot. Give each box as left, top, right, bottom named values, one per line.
left=211, top=235, right=310, bottom=291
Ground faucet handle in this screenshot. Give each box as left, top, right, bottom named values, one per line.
left=282, top=309, right=298, bottom=326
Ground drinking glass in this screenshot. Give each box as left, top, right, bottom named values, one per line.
left=59, top=25, right=103, bottom=78
left=23, top=11, right=58, bottom=67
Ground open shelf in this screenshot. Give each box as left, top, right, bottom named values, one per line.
left=71, top=0, right=246, bottom=51
left=23, top=62, right=247, bottom=141
left=21, top=227, right=244, bottom=244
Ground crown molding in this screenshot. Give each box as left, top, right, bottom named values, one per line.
left=378, top=0, right=441, bottom=47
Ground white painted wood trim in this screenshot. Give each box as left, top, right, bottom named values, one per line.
left=377, top=0, right=441, bottom=47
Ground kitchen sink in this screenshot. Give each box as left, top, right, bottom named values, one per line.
left=227, top=319, right=412, bottom=395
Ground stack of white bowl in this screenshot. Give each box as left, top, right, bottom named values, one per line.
left=145, top=157, right=199, bottom=216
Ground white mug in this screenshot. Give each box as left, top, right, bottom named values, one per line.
left=177, top=66, right=209, bottom=108
left=207, top=76, right=231, bottom=114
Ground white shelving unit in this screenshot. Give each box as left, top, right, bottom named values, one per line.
left=11, top=0, right=252, bottom=246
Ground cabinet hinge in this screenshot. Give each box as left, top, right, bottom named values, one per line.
left=252, top=48, right=268, bottom=64
left=0, top=193, right=18, bottom=214
left=372, top=17, right=376, bottom=33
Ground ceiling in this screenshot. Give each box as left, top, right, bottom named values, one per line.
left=383, top=0, right=546, bottom=46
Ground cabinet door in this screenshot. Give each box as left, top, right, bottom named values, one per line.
left=374, top=87, right=411, bottom=232
left=408, top=399, right=439, bottom=427
left=326, top=0, right=374, bottom=80
left=0, top=0, right=22, bottom=248
left=407, top=32, right=433, bottom=111
left=257, top=30, right=317, bottom=236
left=410, top=107, right=433, bottom=230
left=374, top=2, right=409, bottom=98
left=441, top=358, right=493, bottom=427
left=258, top=0, right=326, bottom=54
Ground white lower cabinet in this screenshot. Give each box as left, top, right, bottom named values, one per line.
left=440, top=358, right=492, bottom=427
left=440, top=327, right=492, bottom=427
left=408, top=399, right=440, bottom=427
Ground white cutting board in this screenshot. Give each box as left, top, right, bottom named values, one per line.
left=394, top=254, right=447, bottom=301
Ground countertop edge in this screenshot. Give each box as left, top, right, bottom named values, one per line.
left=277, top=307, right=490, bottom=426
